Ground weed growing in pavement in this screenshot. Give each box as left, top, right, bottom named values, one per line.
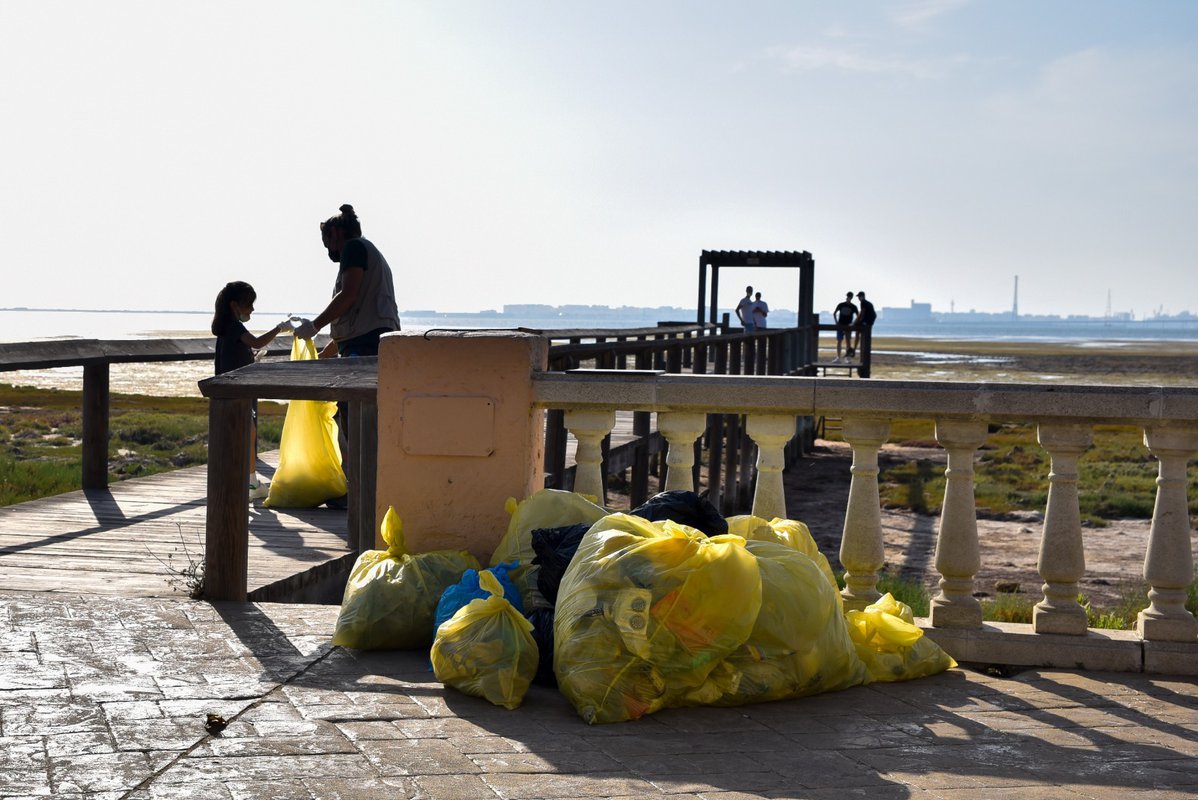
left=146, top=524, right=206, bottom=599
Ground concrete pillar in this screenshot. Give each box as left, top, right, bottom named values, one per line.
left=658, top=412, right=706, bottom=493
left=931, top=420, right=988, bottom=629
left=1034, top=423, right=1092, bottom=635
left=748, top=413, right=796, bottom=521
left=375, top=331, right=548, bottom=564
left=840, top=418, right=890, bottom=610
left=565, top=410, right=616, bottom=502
left=1138, top=426, right=1198, bottom=642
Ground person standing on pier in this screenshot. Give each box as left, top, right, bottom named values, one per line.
left=211, top=281, right=290, bottom=496
left=293, top=204, right=401, bottom=356
left=736, top=286, right=756, bottom=332
left=751, top=291, right=769, bottom=330
left=834, top=291, right=858, bottom=362
left=294, top=204, right=401, bottom=508
left=851, top=291, right=877, bottom=358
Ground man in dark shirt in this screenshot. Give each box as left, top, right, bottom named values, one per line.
left=833, top=292, right=858, bottom=362
left=851, top=291, right=877, bottom=358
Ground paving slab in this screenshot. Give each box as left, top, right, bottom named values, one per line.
left=2, top=590, right=1197, bottom=799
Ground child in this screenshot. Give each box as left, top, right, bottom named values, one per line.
left=211, top=281, right=290, bottom=497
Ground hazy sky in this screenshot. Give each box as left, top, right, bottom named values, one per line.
left=3, top=1, right=1196, bottom=319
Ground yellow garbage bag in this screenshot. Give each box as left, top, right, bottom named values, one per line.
left=264, top=337, right=347, bottom=508
left=431, top=570, right=539, bottom=710
left=727, top=515, right=841, bottom=609
left=332, top=507, right=479, bottom=650
left=554, top=513, right=763, bottom=723
left=696, top=539, right=868, bottom=707
left=490, top=489, right=608, bottom=608
left=846, top=593, right=957, bottom=682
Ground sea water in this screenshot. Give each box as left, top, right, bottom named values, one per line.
left=3, top=307, right=1196, bottom=397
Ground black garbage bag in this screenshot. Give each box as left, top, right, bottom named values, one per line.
left=525, top=606, right=558, bottom=687
left=531, top=523, right=592, bottom=605
left=629, top=490, right=727, bottom=536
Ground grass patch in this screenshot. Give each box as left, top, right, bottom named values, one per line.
left=856, top=420, right=1198, bottom=522
left=0, top=382, right=286, bottom=506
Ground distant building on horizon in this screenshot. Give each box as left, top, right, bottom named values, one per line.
left=880, top=300, right=933, bottom=323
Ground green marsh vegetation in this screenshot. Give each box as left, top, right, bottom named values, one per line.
left=0, top=383, right=284, bottom=506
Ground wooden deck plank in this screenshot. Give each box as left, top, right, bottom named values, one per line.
left=0, top=453, right=352, bottom=598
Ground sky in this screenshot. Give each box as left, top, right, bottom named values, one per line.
left=2, top=1, right=1196, bottom=320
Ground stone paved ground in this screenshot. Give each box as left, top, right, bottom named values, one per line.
left=2, top=591, right=1197, bottom=799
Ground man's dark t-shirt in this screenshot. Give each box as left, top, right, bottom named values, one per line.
left=835, top=301, right=858, bottom=326
left=859, top=299, right=877, bottom=325
left=215, top=318, right=253, bottom=375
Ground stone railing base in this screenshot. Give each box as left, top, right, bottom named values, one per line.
left=919, top=620, right=1183, bottom=674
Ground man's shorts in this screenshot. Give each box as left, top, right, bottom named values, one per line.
left=836, top=327, right=847, bottom=341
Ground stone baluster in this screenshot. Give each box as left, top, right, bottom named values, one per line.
left=748, top=414, right=796, bottom=521
left=658, top=412, right=707, bottom=493
left=1034, top=424, right=1092, bottom=635
left=840, top=418, right=891, bottom=610
left=564, top=410, right=615, bottom=502
left=1137, top=426, right=1198, bottom=642
left=931, top=420, right=988, bottom=628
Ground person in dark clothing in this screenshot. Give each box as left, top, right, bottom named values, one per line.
left=211, top=281, right=289, bottom=495
left=851, top=291, right=877, bottom=358
left=833, top=291, right=858, bottom=362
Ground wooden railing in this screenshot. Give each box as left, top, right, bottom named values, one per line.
left=532, top=370, right=1198, bottom=672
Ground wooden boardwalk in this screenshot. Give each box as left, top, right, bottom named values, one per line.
left=0, top=416, right=654, bottom=601
left=0, top=453, right=353, bottom=600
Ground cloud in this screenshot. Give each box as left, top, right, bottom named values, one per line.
left=765, top=43, right=964, bottom=80
left=892, top=0, right=972, bottom=31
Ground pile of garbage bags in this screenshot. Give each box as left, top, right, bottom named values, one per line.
left=331, top=490, right=955, bottom=723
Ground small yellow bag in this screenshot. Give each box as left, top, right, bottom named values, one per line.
left=846, top=593, right=957, bottom=682
left=264, top=337, right=347, bottom=508
left=431, top=570, right=539, bottom=710
left=332, top=507, right=479, bottom=650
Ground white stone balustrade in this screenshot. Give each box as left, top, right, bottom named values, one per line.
left=522, top=367, right=1198, bottom=674
left=839, top=418, right=891, bottom=610
left=1034, top=424, right=1093, bottom=635
left=747, top=414, right=797, bottom=521
left=564, top=409, right=615, bottom=502
left=930, top=420, right=988, bottom=628
left=1138, top=426, right=1198, bottom=642
left=658, top=411, right=707, bottom=492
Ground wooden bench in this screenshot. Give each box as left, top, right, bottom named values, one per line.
left=198, top=357, right=378, bottom=601
left=811, top=361, right=861, bottom=377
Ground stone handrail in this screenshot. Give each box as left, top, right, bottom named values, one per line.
left=530, top=370, right=1198, bottom=673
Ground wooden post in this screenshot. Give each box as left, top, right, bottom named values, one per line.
left=81, top=363, right=110, bottom=490
left=346, top=400, right=379, bottom=554
left=205, top=396, right=252, bottom=601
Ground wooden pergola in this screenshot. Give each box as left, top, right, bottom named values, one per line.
left=697, top=249, right=817, bottom=368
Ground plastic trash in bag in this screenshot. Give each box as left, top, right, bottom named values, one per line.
left=264, top=337, right=347, bottom=508
left=431, top=570, right=539, bottom=709
left=490, top=490, right=608, bottom=608
left=630, top=490, right=727, bottom=536
left=697, top=539, right=867, bottom=706
left=553, top=513, right=763, bottom=724
left=434, top=562, right=524, bottom=637
left=726, top=515, right=841, bottom=609
left=525, top=606, right=558, bottom=687
left=530, top=523, right=592, bottom=605
left=331, top=507, right=479, bottom=650
left=846, top=593, right=956, bottom=682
